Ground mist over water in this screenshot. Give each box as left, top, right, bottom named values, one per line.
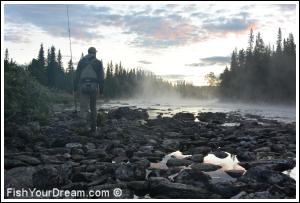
left=100, top=76, right=296, bottom=123
left=98, top=96, right=296, bottom=123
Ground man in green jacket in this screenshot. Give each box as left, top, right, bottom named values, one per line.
left=73, top=47, right=104, bottom=133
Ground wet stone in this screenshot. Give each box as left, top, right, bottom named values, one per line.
left=225, top=170, right=245, bottom=178
left=166, top=158, right=192, bottom=167
left=212, top=151, right=228, bottom=159
left=191, top=163, right=222, bottom=172
left=65, top=143, right=83, bottom=149
left=149, top=177, right=212, bottom=199
left=254, top=147, right=271, bottom=152
left=191, top=147, right=211, bottom=155
left=190, top=154, right=204, bottom=163
left=32, top=166, right=65, bottom=190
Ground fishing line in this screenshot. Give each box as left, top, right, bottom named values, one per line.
left=67, top=5, right=73, bottom=63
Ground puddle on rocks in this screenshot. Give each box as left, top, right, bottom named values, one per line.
left=149, top=151, right=191, bottom=170
left=283, top=166, right=296, bottom=180
left=148, top=150, right=246, bottom=183
left=134, top=194, right=151, bottom=199
left=221, top=122, right=240, bottom=127
left=203, top=152, right=246, bottom=183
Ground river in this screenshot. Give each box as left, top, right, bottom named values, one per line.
left=97, top=98, right=296, bottom=123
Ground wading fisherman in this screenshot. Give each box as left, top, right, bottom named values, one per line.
left=73, top=47, right=104, bottom=133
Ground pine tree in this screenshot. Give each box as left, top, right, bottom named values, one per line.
left=57, top=50, right=63, bottom=72
left=238, top=49, right=245, bottom=69
left=276, top=28, right=282, bottom=54
left=38, top=43, right=45, bottom=68
left=5, top=48, right=9, bottom=61
left=230, top=49, right=239, bottom=72
left=67, top=59, right=74, bottom=73
left=47, top=46, right=57, bottom=88
left=4, top=48, right=9, bottom=71
left=247, top=28, right=254, bottom=54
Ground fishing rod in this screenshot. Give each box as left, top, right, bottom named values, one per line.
left=67, top=5, right=77, bottom=113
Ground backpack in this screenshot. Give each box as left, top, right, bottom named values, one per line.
left=80, top=60, right=98, bottom=94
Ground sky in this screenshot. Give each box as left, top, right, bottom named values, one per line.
left=2, top=1, right=298, bottom=86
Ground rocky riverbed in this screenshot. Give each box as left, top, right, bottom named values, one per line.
left=4, top=106, right=296, bottom=199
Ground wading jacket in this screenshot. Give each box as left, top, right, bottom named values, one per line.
left=74, top=54, right=104, bottom=94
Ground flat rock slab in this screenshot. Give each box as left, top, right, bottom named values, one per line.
left=191, top=163, right=222, bottom=172
left=15, top=155, right=41, bottom=165
left=166, top=158, right=192, bottom=167
left=240, top=159, right=295, bottom=172
left=149, top=177, right=212, bottom=199
left=225, top=170, right=245, bottom=178
left=190, top=154, right=204, bottom=163
left=5, top=166, right=37, bottom=190
left=65, top=143, right=83, bottom=149
left=212, top=151, right=228, bottom=159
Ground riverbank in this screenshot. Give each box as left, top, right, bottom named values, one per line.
left=4, top=106, right=296, bottom=199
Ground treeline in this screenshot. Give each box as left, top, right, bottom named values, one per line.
left=5, top=45, right=217, bottom=100
left=219, top=28, right=296, bottom=103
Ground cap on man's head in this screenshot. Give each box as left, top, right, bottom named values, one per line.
left=88, top=47, right=97, bottom=54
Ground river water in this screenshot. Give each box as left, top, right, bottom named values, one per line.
left=97, top=98, right=296, bottom=123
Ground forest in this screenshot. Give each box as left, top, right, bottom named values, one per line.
left=219, top=28, right=296, bottom=103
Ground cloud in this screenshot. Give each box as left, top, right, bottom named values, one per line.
left=201, top=56, right=231, bottom=65
left=4, top=4, right=111, bottom=42
left=4, top=4, right=202, bottom=48
left=185, top=56, right=231, bottom=67
left=123, top=14, right=202, bottom=48
left=138, top=60, right=152, bottom=65
left=4, top=34, right=31, bottom=44
left=153, top=8, right=167, bottom=15
left=4, top=23, right=37, bottom=43
left=276, top=4, right=296, bottom=11
left=4, top=4, right=291, bottom=50
left=185, top=63, right=204, bottom=67
left=159, top=74, right=186, bottom=80
left=203, top=17, right=255, bottom=32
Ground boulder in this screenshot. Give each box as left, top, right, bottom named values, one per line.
left=212, top=151, right=228, bottom=159
left=190, top=154, right=204, bottom=163
left=174, top=169, right=211, bottom=187
left=5, top=166, right=37, bottom=189
left=166, top=158, right=192, bottom=167
left=149, top=177, right=212, bottom=199
left=209, top=181, right=241, bottom=198
left=224, top=170, right=245, bottom=178
left=32, top=165, right=64, bottom=189
left=242, top=159, right=295, bottom=172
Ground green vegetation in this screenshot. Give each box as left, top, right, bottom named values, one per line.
left=5, top=60, right=51, bottom=122
left=4, top=59, right=73, bottom=124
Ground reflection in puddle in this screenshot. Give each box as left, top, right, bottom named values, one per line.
left=221, top=122, right=240, bottom=127
left=203, top=152, right=246, bottom=183
left=204, top=153, right=245, bottom=171
left=134, top=194, right=151, bottom=199
left=149, top=151, right=191, bottom=170
left=149, top=151, right=246, bottom=183
left=283, top=167, right=296, bottom=180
